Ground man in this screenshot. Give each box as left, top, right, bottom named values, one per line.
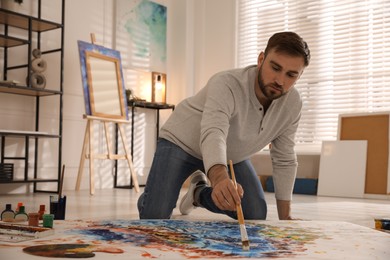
left=137, top=31, right=310, bottom=220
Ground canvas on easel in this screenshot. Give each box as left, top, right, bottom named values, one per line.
left=76, top=37, right=139, bottom=195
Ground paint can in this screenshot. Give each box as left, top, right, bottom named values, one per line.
left=50, top=195, right=66, bottom=220
left=43, top=214, right=54, bottom=228
left=28, top=213, right=39, bottom=227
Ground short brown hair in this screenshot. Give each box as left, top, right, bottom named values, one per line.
left=264, top=32, right=311, bottom=67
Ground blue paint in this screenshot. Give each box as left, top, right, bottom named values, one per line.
left=66, top=220, right=320, bottom=258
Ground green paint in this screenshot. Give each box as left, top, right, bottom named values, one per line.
left=42, top=214, right=54, bottom=228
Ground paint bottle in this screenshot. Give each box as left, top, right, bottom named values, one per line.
left=38, top=204, right=46, bottom=220
left=28, top=213, right=39, bottom=226
left=1, top=204, right=15, bottom=222
left=15, top=202, right=23, bottom=213
left=14, top=205, right=29, bottom=221
left=42, top=214, right=54, bottom=228
left=375, top=218, right=390, bottom=231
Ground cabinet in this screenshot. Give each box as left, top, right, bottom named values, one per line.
left=0, top=1, right=65, bottom=193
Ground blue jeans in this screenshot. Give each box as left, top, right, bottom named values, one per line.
left=137, top=138, right=267, bottom=220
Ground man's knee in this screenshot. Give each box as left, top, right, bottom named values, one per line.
left=138, top=193, right=174, bottom=219
left=244, top=198, right=267, bottom=220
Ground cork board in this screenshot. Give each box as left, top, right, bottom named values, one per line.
left=339, top=114, right=389, bottom=194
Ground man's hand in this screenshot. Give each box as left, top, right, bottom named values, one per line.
left=208, top=164, right=243, bottom=211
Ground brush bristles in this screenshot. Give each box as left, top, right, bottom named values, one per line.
left=239, top=224, right=250, bottom=251
left=242, top=240, right=250, bottom=251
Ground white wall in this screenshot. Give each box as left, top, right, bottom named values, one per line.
left=0, top=0, right=236, bottom=194
left=167, top=0, right=236, bottom=101
left=192, top=0, right=236, bottom=93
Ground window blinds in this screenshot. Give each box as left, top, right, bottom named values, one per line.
left=237, top=0, right=390, bottom=150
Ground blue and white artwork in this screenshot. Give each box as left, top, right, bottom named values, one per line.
left=116, top=0, right=167, bottom=73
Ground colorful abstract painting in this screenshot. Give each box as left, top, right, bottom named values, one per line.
left=1, top=220, right=389, bottom=259
left=116, top=0, right=167, bottom=73
left=65, top=219, right=320, bottom=258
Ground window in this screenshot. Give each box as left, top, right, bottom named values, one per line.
left=237, top=0, right=390, bottom=150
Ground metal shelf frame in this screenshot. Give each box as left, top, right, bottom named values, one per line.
left=0, top=1, right=65, bottom=193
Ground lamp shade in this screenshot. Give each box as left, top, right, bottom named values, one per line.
left=151, top=72, right=166, bottom=103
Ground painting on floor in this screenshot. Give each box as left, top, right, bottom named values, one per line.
left=64, top=219, right=320, bottom=258
left=1, top=219, right=389, bottom=259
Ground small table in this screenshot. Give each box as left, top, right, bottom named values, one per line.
left=129, top=101, right=175, bottom=154
left=114, top=101, right=175, bottom=189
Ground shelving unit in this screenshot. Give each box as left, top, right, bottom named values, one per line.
left=0, top=1, right=65, bottom=193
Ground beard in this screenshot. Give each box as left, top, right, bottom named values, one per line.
left=258, top=66, right=286, bottom=101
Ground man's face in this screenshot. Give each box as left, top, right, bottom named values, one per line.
left=257, top=49, right=305, bottom=101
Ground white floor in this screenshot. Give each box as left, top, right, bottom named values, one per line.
left=1, top=188, right=389, bottom=229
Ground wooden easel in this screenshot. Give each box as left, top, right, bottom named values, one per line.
left=75, top=115, right=139, bottom=195
left=75, top=34, right=139, bottom=195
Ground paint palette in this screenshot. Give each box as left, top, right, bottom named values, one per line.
left=23, top=244, right=124, bottom=258
left=0, top=223, right=54, bottom=243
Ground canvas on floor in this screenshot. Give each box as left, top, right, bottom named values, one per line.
left=1, top=219, right=389, bottom=259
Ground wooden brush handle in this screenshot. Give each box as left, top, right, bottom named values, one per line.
left=228, top=160, right=245, bottom=225
left=236, top=204, right=245, bottom=225
left=229, top=160, right=238, bottom=188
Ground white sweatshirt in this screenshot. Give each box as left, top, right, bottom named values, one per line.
left=160, top=65, right=302, bottom=201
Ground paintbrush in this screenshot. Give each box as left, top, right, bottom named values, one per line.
left=58, top=165, right=65, bottom=198
left=228, top=160, right=250, bottom=251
